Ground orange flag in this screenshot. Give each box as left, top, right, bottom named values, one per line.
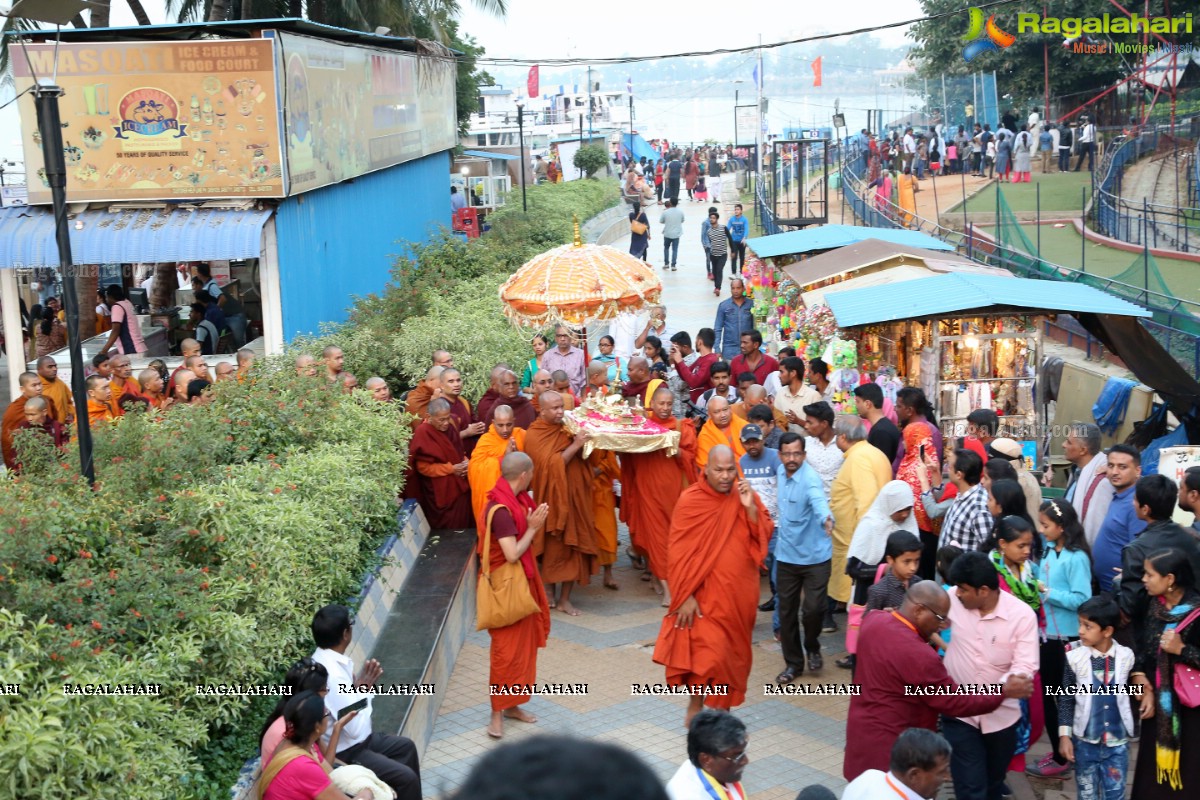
left=811, top=57, right=823, bottom=88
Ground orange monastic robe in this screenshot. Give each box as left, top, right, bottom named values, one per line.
left=619, top=417, right=697, bottom=578
left=695, top=416, right=748, bottom=476
left=40, top=377, right=74, bottom=424
left=468, top=425, right=527, bottom=530
left=3, top=396, right=62, bottom=469
left=87, top=399, right=114, bottom=427
left=524, top=418, right=597, bottom=584
left=109, top=377, right=142, bottom=417
left=589, top=449, right=621, bottom=566
left=404, top=385, right=437, bottom=430
left=652, top=478, right=772, bottom=708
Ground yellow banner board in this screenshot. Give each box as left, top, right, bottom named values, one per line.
left=13, top=40, right=285, bottom=203
left=272, top=32, right=457, bottom=195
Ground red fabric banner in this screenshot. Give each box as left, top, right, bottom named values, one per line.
left=812, top=57, right=822, bottom=88
left=528, top=65, right=539, bottom=98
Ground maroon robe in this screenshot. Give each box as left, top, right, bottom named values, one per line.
left=448, top=396, right=480, bottom=456
left=480, top=393, right=536, bottom=430
left=406, top=420, right=472, bottom=529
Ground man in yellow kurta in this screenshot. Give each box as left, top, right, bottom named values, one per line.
left=468, top=405, right=526, bottom=530
left=829, top=415, right=894, bottom=604
left=695, top=396, right=747, bottom=476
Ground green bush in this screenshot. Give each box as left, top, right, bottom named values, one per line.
left=0, top=363, right=410, bottom=800
left=573, top=144, right=611, bottom=178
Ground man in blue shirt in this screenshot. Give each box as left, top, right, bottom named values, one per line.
left=450, top=185, right=467, bottom=211
left=726, top=204, right=750, bottom=275
left=1091, top=444, right=1147, bottom=592
left=774, top=431, right=834, bottom=683
left=713, top=278, right=755, bottom=361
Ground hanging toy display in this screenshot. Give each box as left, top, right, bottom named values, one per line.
left=827, top=337, right=860, bottom=415
left=795, top=304, right=840, bottom=361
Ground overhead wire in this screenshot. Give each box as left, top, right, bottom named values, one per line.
left=469, top=0, right=1021, bottom=66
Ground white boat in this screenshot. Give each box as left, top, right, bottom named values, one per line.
left=463, top=84, right=632, bottom=153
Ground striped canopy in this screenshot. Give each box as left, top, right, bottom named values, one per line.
left=499, top=240, right=662, bottom=328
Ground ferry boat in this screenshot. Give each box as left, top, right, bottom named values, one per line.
left=463, top=84, right=632, bottom=153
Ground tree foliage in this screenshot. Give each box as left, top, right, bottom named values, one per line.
left=909, top=0, right=1142, bottom=117
left=574, top=145, right=611, bottom=178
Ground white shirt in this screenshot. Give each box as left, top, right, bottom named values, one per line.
left=696, top=385, right=738, bottom=412
left=903, top=133, right=916, bottom=154
left=1079, top=124, right=1095, bottom=143
left=666, top=760, right=745, bottom=800
left=763, top=370, right=782, bottom=399
left=842, top=770, right=926, bottom=800
left=312, top=647, right=373, bottom=752
left=805, top=435, right=844, bottom=500
left=610, top=312, right=642, bottom=360
left=774, top=382, right=822, bottom=432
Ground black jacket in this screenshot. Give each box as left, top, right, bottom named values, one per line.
left=1118, top=519, right=1200, bottom=639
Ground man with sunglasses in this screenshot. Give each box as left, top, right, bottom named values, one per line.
left=844, top=581, right=1032, bottom=782
left=666, top=710, right=749, bottom=800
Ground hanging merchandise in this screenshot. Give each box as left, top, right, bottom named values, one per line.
left=827, top=337, right=860, bottom=415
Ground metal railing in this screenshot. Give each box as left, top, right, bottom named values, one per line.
left=1094, top=129, right=1200, bottom=253
left=835, top=141, right=1200, bottom=379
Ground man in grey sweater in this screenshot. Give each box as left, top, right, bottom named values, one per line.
left=660, top=198, right=685, bottom=271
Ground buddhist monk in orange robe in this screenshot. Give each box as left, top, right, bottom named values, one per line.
left=468, top=405, right=526, bottom=530
left=3, top=372, right=54, bottom=470
left=695, top=396, right=747, bottom=475
left=582, top=362, right=621, bottom=589
left=479, top=451, right=551, bottom=739
left=620, top=385, right=698, bottom=606
left=138, top=369, right=174, bottom=411
left=404, top=366, right=445, bottom=430
left=36, top=356, right=74, bottom=425
left=527, top=370, right=554, bottom=414
left=108, top=354, right=143, bottom=417
left=406, top=398, right=472, bottom=529
left=652, top=444, right=772, bottom=726
left=85, top=375, right=115, bottom=427
left=524, top=391, right=597, bottom=616
left=620, top=357, right=665, bottom=408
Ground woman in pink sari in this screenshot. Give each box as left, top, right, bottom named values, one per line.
left=868, top=171, right=893, bottom=219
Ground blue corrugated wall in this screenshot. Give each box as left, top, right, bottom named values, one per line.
left=274, top=152, right=450, bottom=340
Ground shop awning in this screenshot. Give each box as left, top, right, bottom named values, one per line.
left=0, top=205, right=273, bottom=268
left=824, top=273, right=1152, bottom=328
left=802, top=265, right=937, bottom=308
left=745, top=225, right=955, bottom=259
left=460, top=150, right=520, bottom=161
left=781, top=238, right=1008, bottom=288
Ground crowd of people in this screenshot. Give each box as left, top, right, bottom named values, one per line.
left=393, top=289, right=1200, bottom=800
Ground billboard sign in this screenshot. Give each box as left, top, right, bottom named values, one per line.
left=12, top=40, right=285, bottom=203
left=735, top=104, right=758, bottom=146
left=271, top=32, right=458, bottom=195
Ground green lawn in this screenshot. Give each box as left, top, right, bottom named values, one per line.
left=1013, top=222, right=1200, bottom=306
left=953, top=172, right=1094, bottom=214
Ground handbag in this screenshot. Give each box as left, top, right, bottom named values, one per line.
left=1172, top=608, right=1200, bottom=707
left=475, top=504, right=541, bottom=631
left=630, top=218, right=649, bottom=235
left=845, top=563, right=889, bottom=654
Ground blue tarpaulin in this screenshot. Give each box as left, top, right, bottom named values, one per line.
left=621, top=133, right=659, bottom=164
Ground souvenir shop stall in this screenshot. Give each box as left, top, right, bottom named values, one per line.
left=818, top=274, right=1154, bottom=454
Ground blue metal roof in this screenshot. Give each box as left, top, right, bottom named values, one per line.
left=0, top=205, right=273, bottom=268
left=745, top=225, right=956, bottom=258
left=824, top=273, right=1152, bottom=327
left=461, top=150, right=520, bottom=161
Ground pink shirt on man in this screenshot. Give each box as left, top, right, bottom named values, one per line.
left=943, top=588, right=1039, bottom=733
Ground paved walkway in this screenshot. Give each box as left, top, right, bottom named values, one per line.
left=421, top=180, right=856, bottom=799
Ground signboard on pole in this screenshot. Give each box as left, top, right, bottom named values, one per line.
left=12, top=40, right=285, bottom=203
left=735, top=105, right=758, bottom=147
left=1159, top=446, right=1200, bottom=526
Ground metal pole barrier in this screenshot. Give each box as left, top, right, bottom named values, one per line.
left=1081, top=186, right=1087, bottom=274
left=1144, top=198, right=1150, bottom=293
left=1036, top=182, right=1042, bottom=269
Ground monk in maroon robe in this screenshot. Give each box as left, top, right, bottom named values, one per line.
left=406, top=398, right=472, bottom=528
left=480, top=369, right=536, bottom=429
left=440, top=368, right=485, bottom=456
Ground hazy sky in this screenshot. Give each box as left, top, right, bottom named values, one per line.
left=0, top=0, right=924, bottom=168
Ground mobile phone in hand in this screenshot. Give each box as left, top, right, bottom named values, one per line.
left=338, top=698, right=368, bottom=719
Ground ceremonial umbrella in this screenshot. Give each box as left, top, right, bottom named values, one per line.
left=498, top=224, right=662, bottom=330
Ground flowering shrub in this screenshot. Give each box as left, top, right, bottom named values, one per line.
left=0, top=360, right=410, bottom=799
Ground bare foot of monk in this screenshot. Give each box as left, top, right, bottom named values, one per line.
left=503, top=707, right=538, bottom=724
left=487, top=711, right=504, bottom=739
left=683, top=695, right=705, bottom=728
left=650, top=576, right=664, bottom=595
left=557, top=602, right=582, bottom=616
left=603, top=566, right=618, bottom=590
left=558, top=582, right=580, bottom=615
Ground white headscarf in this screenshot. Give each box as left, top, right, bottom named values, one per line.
left=846, top=480, right=918, bottom=567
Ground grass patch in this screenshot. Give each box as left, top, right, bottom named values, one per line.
left=955, top=172, right=1094, bottom=214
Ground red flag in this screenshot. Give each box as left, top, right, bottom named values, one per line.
left=527, top=65, right=539, bottom=98
left=811, top=57, right=822, bottom=88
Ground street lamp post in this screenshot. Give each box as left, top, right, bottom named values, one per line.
left=516, top=99, right=528, bottom=212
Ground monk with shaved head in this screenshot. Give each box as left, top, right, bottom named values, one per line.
left=528, top=369, right=554, bottom=413
left=107, top=354, right=143, bottom=417
left=652, top=443, right=772, bottom=726
left=479, top=450, right=551, bottom=739
left=8, top=396, right=66, bottom=471
left=322, top=345, right=344, bottom=381
left=432, top=349, right=454, bottom=369
left=236, top=348, right=256, bottom=381
left=139, top=368, right=172, bottom=410
left=294, top=353, right=318, bottom=378
left=621, top=355, right=663, bottom=407
left=85, top=375, right=115, bottom=426
left=404, top=365, right=445, bottom=429
left=166, top=338, right=202, bottom=397
left=405, top=397, right=472, bottom=528
left=440, top=367, right=485, bottom=455
left=469, top=404, right=527, bottom=532
left=481, top=369, right=534, bottom=429
left=475, top=363, right=513, bottom=426
left=524, top=390, right=597, bottom=616
left=171, top=370, right=196, bottom=405
left=695, top=395, right=747, bottom=475
left=365, top=376, right=393, bottom=403
left=36, top=356, right=74, bottom=425
left=3, top=372, right=53, bottom=469
left=620, top=384, right=698, bottom=604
